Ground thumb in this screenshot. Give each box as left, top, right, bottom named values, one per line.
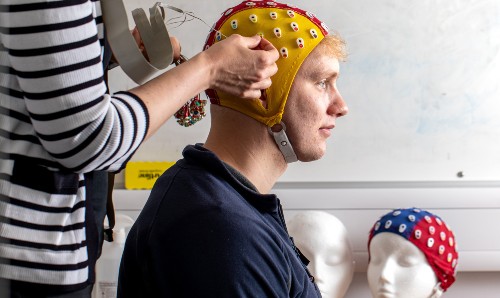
left=256, top=38, right=279, bottom=61
left=241, top=34, right=263, bottom=49
left=257, top=37, right=277, bottom=52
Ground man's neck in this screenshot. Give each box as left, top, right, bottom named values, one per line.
left=203, top=110, right=287, bottom=194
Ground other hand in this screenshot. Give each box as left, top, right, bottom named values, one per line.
left=131, top=27, right=181, bottom=62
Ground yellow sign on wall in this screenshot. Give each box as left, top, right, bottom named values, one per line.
left=124, top=161, right=175, bottom=189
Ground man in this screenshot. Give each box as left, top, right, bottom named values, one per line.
left=118, top=1, right=348, bottom=297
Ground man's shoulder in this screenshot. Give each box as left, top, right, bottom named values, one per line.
left=154, top=157, right=230, bottom=193
left=144, top=162, right=268, bottom=232
left=156, top=156, right=265, bottom=207
left=151, top=185, right=276, bottom=242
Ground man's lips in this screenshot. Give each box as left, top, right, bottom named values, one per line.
left=319, top=125, right=335, bottom=137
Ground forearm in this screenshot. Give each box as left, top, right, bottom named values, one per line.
left=129, top=51, right=213, bottom=139
left=131, top=34, right=279, bottom=139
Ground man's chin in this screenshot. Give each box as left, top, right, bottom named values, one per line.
left=297, top=150, right=325, bottom=162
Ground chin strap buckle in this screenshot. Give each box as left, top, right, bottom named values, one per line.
left=268, top=122, right=298, bottom=163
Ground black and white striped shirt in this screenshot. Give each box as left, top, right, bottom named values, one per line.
left=0, top=0, right=149, bottom=292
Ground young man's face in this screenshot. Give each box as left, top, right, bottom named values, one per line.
left=282, top=43, right=348, bottom=162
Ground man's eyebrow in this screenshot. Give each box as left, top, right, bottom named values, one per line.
left=313, top=69, right=339, bottom=79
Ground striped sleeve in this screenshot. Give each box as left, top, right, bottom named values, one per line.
left=0, top=0, right=149, bottom=173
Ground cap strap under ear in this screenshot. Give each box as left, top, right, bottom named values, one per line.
left=267, top=122, right=298, bottom=163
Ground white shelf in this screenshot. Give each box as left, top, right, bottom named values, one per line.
left=113, top=184, right=500, bottom=272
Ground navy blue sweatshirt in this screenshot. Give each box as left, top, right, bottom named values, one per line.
left=118, top=144, right=321, bottom=297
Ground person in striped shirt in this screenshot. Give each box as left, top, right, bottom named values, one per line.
left=0, top=0, right=279, bottom=296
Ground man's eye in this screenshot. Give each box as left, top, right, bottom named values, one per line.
left=318, top=80, right=327, bottom=89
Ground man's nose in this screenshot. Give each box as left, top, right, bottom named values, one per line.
left=328, top=92, right=348, bottom=117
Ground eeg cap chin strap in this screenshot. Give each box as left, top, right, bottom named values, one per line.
left=268, top=122, right=298, bottom=163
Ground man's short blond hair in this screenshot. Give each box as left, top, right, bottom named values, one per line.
left=318, top=34, right=348, bottom=61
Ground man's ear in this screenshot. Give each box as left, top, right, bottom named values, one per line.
left=429, top=283, right=444, bottom=298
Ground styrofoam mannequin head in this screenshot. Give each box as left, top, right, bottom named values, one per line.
left=368, top=232, right=443, bottom=298
left=287, top=211, right=354, bottom=298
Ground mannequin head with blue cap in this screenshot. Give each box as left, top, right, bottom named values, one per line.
left=367, top=208, right=459, bottom=298
left=203, top=0, right=348, bottom=166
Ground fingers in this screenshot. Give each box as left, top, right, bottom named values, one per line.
left=250, top=78, right=273, bottom=91
left=239, top=34, right=263, bottom=49
left=249, top=36, right=280, bottom=66
left=131, top=27, right=142, bottom=47
left=130, top=27, right=149, bottom=61
left=256, top=37, right=276, bottom=53
left=250, top=37, right=279, bottom=79
left=259, top=38, right=280, bottom=63
left=249, top=47, right=278, bottom=87
left=239, top=89, right=263, bottom=100
left=238, top=78, right=273, bottom=99
left=259, top=58, right=278, bottom=79
left=131, top=27, right=181, bottom=63
left=205, top=34, right=280, bottom=99
left=245, top=37, right=279, bottom=87
left=169, top=36, right=181, bottom=61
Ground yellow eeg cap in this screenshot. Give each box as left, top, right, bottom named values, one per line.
left=204, top=1, right=329, bottom=127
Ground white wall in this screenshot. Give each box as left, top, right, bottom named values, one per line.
left=109, top=0, right=500, bottom=183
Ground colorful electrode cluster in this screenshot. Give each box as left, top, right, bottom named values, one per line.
left=368, top=208, right=459, bottom=292
left=203, top=1, right=330, bottom=127
left=173, top=94, right=207, bottom=127
left=173, top=55, right=207, bottom=127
